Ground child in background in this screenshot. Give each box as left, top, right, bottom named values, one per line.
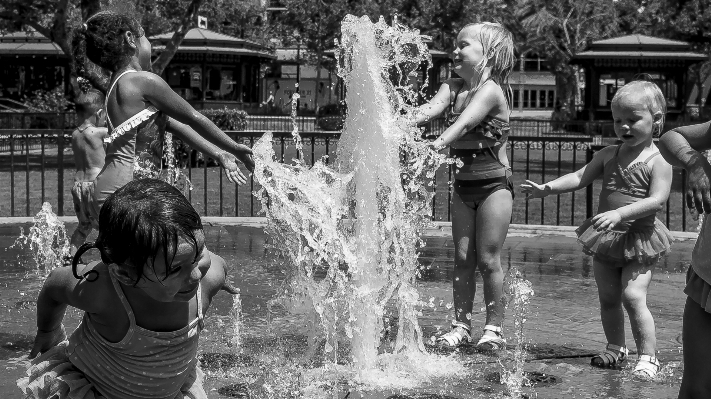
left=658, top=120, right=711, bottom=398
left=522, top=80, right=674, bottom=379
left=17, top=178, right=233, bottom=399
left=71, top=11, right=254, bottom=216
left=414, top=22, right=516, bottom=351
left=69, top=89, right=107, bottom=257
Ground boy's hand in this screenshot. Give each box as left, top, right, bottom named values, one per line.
left=687, top=156, right=711, bottom=214
left=592, top=210, right=622, bottom=231
left=29, top=325, right=66, bottom=358
left=520, top=180, right=549, bottom=200
left=220, top=281, right=240, bottom=295
left=232, top=144, right=255, bottom=173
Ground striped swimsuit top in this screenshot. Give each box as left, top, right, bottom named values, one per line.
left=446, top=80, right=510, bottom=180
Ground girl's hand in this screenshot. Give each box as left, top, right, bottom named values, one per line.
left=29, top=325, right=66, bottom=358
left=216, top=151, right=250, bottom=185
left=592, top=210, right=622, bottom=231
left=687, top=157, right=711, bottom=214
left=232, top=144, right=255, bottom=173
left=520, top=180, right=549, bottom=200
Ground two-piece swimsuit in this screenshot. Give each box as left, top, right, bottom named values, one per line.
left=92, top=69, right=168, bottom=214
left=447, top=79, right=513, bottom=210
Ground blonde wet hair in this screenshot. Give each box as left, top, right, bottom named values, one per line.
left=611, top=80, right=667, bottom=137
left=461, top=22, right=516, bottom=106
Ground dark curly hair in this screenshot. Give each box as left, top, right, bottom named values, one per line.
left=72, top=178, right=203, bottom=284
left=71, top=11, right=145, bottom=78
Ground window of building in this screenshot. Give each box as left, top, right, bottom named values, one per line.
left=512, top=90, right=519, bottom=108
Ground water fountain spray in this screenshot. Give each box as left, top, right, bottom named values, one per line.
left=252, top=14, right=451, bottom=380
left=12, top=202, right=70, bottom=276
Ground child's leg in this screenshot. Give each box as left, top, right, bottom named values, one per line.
left=620, top=261, right=656, bottom=356
left=450, top=192, right=477, bottom=327
left=474, top=188, right=512, bottom=336
left=679, top=296, right=711, bottom=398
left=593, top=258, right=626, bottom=348
left=70, top=224, right=91, bottom=254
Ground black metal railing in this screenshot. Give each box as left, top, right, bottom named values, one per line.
left=0, top=129, right=698, bottom=232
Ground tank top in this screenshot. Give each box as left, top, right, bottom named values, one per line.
left=597, top=145, right=660, bottom=231
left=446, top=80, right=510, bottom=180
left=93, top=69, right=167, bottom=210
left=66, top=266, right=204, bottom=398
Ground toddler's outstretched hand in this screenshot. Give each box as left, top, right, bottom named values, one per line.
left=592, top=210, right=622, bottom=231
left=221, top=281, right=240, bottom=295
left=29, top=325, right=66, bottom=358
left=520, top=180, right=549, bottom=200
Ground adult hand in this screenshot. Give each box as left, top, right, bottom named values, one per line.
left=592, top=210, right=622, bottom=231
left=29, top=325, right=66, bottom=358
left=520, top=180, right=549, bottom=200
left=686, top=156, right=711, bottom=214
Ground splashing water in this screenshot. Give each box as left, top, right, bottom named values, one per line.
left=252, top=15, right=456, bottom=387
left=12, top=202, right=70, bottom=275
left=229, top=292, right=243, bottom=349
left=500, top=268, right=535, bottom=397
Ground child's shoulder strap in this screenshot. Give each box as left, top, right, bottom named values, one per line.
left=643, top=151, right=660, bottom=164
left=105, top=69, right=139, bottom=130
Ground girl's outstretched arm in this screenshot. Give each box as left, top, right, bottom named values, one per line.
left=414, top=81, right=453, bottom=125
left=658, top=121, right=711, bottom=213
left=591, top=155, right=673, bottom=231
left=134, top=73, right=253, bottom=169
left=521, top=145, right=611, bottom=199
left=166, top=119, right=253, bottom=185
left=432, top=82, right=504, bottom=148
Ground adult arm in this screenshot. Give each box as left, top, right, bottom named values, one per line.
left=658, top=121, right=711, bottom=213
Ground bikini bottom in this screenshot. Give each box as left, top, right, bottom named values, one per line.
left=452, top=176, right=514, bottom=211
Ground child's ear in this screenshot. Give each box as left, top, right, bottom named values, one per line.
left=652, top=111, right=663, bottom=124
left=124, top=31, right=138, bottom=50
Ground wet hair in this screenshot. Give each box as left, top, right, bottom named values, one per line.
left=74, top=89, right=105, bottom=120
left=71, top=11, right=145, bottom=78
left=611, top=80, right=667, bottom=137
left=461, top=22, right=516, bottom=107
left=72, top=178, right=203, bottom=283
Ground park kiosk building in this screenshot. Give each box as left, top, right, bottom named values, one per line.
left=150, top=28, right=275, bottom=110
left=571, top=34, right=708, bottom=122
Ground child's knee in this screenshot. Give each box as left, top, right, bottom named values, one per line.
left=476, top=248, right=502, bottom=272
left=621, top=288, right=647, bottom=310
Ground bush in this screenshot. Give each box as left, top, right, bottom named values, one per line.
left=199, top=107, right=248, bottom=131
left=22, top=87, right=71, bottom=113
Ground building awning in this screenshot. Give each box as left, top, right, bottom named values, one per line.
left=151, top=28, right=275, bottom=59
left=571, top=34, right=708, bottom=63
left=0, top=31, right=65, bottom=56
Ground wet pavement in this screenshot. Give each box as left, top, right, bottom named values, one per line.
left=0, top=221, right=695, bottom=398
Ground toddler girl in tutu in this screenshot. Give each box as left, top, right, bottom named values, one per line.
left=521, top=80, right=674, bottom=379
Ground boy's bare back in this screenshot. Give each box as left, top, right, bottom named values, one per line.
left=72, top=123, right=108, bottom=183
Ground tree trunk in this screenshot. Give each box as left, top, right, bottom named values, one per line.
left=151, top=0, right=206, bottom=75
left=553, top=64, right=578, bottom=121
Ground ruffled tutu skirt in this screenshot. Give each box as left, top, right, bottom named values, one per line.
left=16, top=342, right=107, bottom=399
left=575, top=217, right=673, bottom=265
left=685, top=266, right=711, bottom=313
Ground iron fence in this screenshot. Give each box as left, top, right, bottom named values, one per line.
left=0, top=129, right=698, bottom=232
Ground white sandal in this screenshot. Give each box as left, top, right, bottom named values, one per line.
left=632, top=355, right=660, bottom=380
left=475, top=324, right=506, bottom=351
left=435, top=321, right=471, bottom=348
